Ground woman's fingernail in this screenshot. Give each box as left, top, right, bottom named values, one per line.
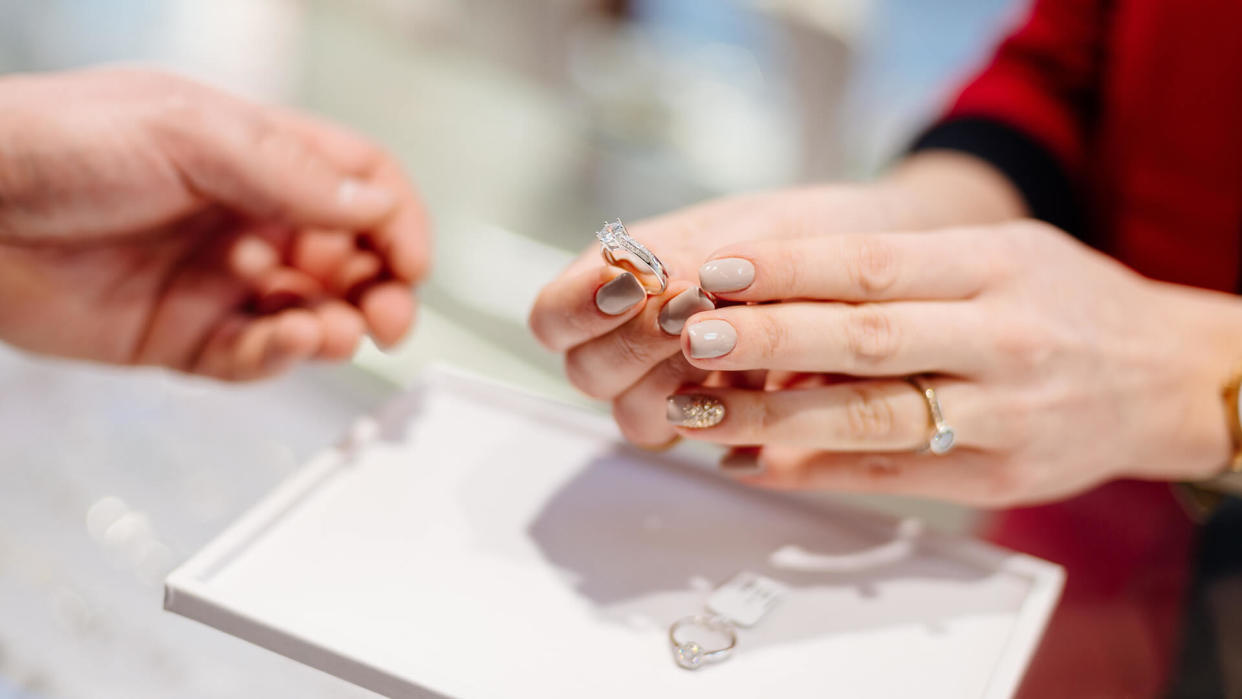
left=338, top=178, right=397, bottom=213
left=686, top=319, right=736, bottom=358
left=666, top=394, right=726, bottom=429
left=698, top=258, right=755, bottom=293
left=231, top=235, right=279, bottom=277
left=720, top=452, right=763, bottom=475
left=595, top=272, right=646, bottom=315
left=658, top=287, right=715, bottom=335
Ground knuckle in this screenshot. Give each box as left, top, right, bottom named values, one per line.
left=984, top=245, right=1020, bottom=286
left=857, top=454, right=902, bottom=481
left=151, top=90, right=211, bottom=155
left=563, top=349, right=610, bottom=399
left=842, top=384, right=898, bottom=442
left=156, top=89, right=200, bottom=129
left=769, top=249, right=803, bottom=296
left=655, top=352, right=697, bottom=384
left=253, top=123, right=311, bottom=170
left=144, top=70, right=202, bottom=111
left=754, top=312, right=788, bottom=362
left=150, top=81, right=224, bottom=150
left=993, top=319, right=1055, bottom=370
left=849, top=237, right=900, bottom=296
left=1013, top=218, right=1061, bottom=239
left=753, top=395, right=786, bottom=435
left=843, top=305, right=901, bottom=366
left=560, top=305, right=601, bottom=347
left=1000, top=219, right=1066, bottom=258
left=611, top=328, right=655, bottom=369
left=565, top=330, right=655, bottom=400
left=251, top=191, right=290, bottom=222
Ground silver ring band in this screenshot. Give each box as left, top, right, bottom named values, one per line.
left=668, top=615, right=737, bottom=670
left=597, top=218, right=669, bottom=295
left=907, top=376, right=956, bottom=455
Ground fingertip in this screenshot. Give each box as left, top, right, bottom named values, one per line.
left=595, top=272, right=647, bottom=316
left=366, top=162, right=432, bottom=284
left=656, top=284, right=714, bottom=336
left=681, top=317, right=738, bottom=363
left=220, top=316, right=286, bottom=381
left=270, top=309, right=324, bottom=363
left=381, top=213, right=433, bottom=284
left=334, top=251, right=384, bottom=298
left=530, top=266, right=645, bottom=352
left=314, top=301, right=367, bottom=361
left=359, top=281, right=416, bottom=348
left=290, top=229, right=356, bottom=283
left=698, top=256, right=756, bottom=296
left=253, top=268, right=325, bottom=313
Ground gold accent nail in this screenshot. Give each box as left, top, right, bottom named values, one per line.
left=667, top=394, right=725, bottom=429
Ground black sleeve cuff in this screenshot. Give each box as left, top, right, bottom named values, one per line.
left=908, top=116, right=1085, bottom=239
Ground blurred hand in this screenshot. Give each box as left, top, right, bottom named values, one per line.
left=529, top=185, right=931, bottom=448
left=665, top=221, right=1241, bottom=506
left=0, top=68, right=430, bottom=380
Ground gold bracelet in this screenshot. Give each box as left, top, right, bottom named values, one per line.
left=1222, top=370, right=1242, bottom=473
left=1180, top=370, right=1242, bottom=520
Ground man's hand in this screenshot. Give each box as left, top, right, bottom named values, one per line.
left=0, top=68, right=430, bottom=380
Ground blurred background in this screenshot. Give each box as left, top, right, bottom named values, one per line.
left=0, top=0, right=1019, bottom=696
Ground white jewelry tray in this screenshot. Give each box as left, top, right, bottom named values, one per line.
left=165, top=367, right=1063, bottom=698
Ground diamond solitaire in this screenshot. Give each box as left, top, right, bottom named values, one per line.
left=596, top=218, right=668, bottom=295
left=674, top=641, right=705, bottom=669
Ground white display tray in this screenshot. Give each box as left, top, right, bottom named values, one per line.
left=165, top=367, right=1063, bottom=698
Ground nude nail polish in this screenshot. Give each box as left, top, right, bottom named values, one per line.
left=595, top=273, right=645, bottom=315
left=658, top=287, right=715, bottom=335
left=686, top=319, right=737, bottom=358
left=698, top=258, right=755, bottom=293
left=666, top=394, right=726, bottom=428
left=338, top=178, right=396, bottom=212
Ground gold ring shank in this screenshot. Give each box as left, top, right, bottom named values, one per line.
left=907, top=376, right=957, bottom=455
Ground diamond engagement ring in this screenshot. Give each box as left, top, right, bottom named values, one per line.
left=668, top=615, right=737, bottom=670
left=908, top=376, right=956, bottom=455
left=596, top=218, right=669, bottom=295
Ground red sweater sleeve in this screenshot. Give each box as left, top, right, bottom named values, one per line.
left=947, top=0, right=1109, bottom=180
left=911, top=0, right=1110, bottom=236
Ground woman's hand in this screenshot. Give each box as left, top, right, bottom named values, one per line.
left=0, top=68, right=430, bottom=380
left=529, top=153, right=1026, bottom=449
left=665, top=220, right=1242, bottom=506
left=529, top=184, right=953, bottom=448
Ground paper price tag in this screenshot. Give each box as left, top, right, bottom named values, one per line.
left=706, top=572, right=788, bottom=627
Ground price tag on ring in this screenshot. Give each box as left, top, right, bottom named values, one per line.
left=706, top=571, right=789, bottom=627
